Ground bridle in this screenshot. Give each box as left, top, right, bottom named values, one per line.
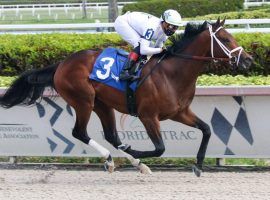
left=170, top=25, right=244, bottom=66
left=209, top=25, right=243, bottom=65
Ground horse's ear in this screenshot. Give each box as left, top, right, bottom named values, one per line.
left=216, top=17, right=221, bottom=26
left=220, top=18, right=226, bottom=27
left=202, top=21, right=208, bottom=29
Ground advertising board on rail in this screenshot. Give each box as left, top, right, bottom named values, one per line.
left=0, top=87, right=270, bottom=158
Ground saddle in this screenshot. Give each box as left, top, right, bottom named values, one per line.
left=90, top=47, right=147, bottom=117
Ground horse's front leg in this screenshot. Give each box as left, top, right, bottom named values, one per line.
left=94, top=100, right=152, bottom=174
left=171, top=108, right=211, bottom=177
left=124, top=117, right=165, bottom=158
left=117, top=144, right=152, bottom=174
left=95, top=99, right=164, bottom=173
left=119, top=116, right=165, bottom=174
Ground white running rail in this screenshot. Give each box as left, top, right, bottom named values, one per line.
left=244, top=0, right=270, bottom=8
left=0, top=2, right=135, bottom=9
left=0, top=19, right=269, bottom=34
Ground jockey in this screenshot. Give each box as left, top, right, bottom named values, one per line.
left=114, top=9, right=182, bottom=81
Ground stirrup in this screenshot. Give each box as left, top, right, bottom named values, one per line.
left=120, top=74, right=139, bottom=81
left=119, top=70, right=135, bottom=81
left=130, top=75, right=140, bottom=81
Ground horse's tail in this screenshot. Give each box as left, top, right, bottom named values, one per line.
left=0, top=63, right=59, bottom=108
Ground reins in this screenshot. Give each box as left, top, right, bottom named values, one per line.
left=136, top=53, right=167, bottom=89
left=169, top=51, right=231, bottom=62
left=136, top=24, right=244, bottom=89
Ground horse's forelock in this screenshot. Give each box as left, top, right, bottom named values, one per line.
left=212, top=18, right=226, bottom=30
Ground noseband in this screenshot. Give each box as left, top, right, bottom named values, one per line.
left=209, top=25, right=243, bottom=66
left=170, top=25, right=243, bottom=66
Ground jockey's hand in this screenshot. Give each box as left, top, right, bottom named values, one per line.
left=162, top=46, right=168, bottom=52
left=162, top=46, right=171, bottom=53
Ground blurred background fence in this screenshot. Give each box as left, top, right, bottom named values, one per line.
left=0, top=1, right=134, bottom=23
left=244, top=0, right=270, bottom=8
left=0, top=0, right=268, bottom=33
left=0, top=19, right=269, bottom=34
left=0, top=0, right=267, bottom=24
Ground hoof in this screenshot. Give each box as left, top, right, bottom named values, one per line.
left=137, top=163, right=152, bottom=175
left=104, top=160, right=115, bottom=173
left=192, top=165, right=202, bottom=177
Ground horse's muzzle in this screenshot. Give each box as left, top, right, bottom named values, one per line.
left=239, top=55, right=253, bottom=69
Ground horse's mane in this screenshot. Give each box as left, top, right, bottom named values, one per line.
left=152, top=21, right=210, bottom=58
left=170, top=21, right=209, bottom=52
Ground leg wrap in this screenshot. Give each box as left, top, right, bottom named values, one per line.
left=89, top=139, right=110, bottom=158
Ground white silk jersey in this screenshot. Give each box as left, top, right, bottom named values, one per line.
left=114, top=11, right=168, bottom=55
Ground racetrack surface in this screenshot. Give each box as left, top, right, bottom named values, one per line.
left=0, top=168, right=270, bottom=200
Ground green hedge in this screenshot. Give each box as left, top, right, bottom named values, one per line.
left=0, top=33, right=124, bottom=75
left=189, top=7, right=270, bottom=20
left=122, top=0, right=244, bottom=18
left=2, top=75, right=270, bottom=87
left=0, top=32, right=269, bottom=76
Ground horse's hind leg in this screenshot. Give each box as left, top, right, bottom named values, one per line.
left=73, top=101, right=115, bottom=172
left=94, top=99, right=152, bottom=174
left=93, top=99, right=121, bottom=148
left=56, top=80, right=114, bottom=172
left=171, top=108, right=211, bottom=177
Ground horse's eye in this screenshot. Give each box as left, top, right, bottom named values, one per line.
left=222, top=38, right=230, bottom=43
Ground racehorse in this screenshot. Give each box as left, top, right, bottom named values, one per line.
left=0, top=19, right=252, bottom=177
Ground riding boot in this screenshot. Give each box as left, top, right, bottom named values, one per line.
left=120, top=48, right=140, bottom=81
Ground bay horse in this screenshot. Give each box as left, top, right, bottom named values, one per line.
left=0, top=19, right=252, bottom=177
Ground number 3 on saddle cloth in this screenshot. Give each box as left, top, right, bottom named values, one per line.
left=89, top=47, right=143, bottom=116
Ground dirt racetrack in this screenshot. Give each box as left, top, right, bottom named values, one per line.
left=0, top=167, right=270, bottom=200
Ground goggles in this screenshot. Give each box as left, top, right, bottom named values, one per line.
left=164, top=24, right=179, bottom=36
left=168, top=24, right=179, bottom=30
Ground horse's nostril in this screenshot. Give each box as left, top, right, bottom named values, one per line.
left=247, top=56, right=253, bottom=62
left=245, top=56, right=253, bottom=66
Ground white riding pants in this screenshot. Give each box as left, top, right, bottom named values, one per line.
left=114, top=14, right=141, bottom=48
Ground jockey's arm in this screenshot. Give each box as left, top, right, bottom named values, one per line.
left=155, top=37, right=167, bottom=48
left=140, top=38, right=162, bottom=56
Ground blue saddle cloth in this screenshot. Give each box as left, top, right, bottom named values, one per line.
left=89, top=47, right=141, bottom=92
